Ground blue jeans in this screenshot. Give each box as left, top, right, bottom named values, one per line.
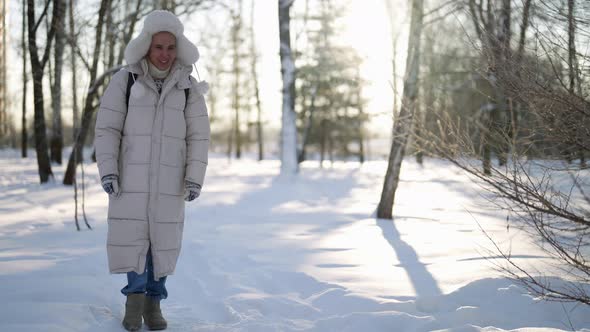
left=120, top=247, right=168, bottom=300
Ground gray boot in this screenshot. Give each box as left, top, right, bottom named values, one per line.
left=143, top=297, right=167, bottom=330
left=122, top=293, right=145, bottom=331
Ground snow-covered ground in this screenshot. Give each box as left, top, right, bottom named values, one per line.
left=1, top=150, right=589, bottom=331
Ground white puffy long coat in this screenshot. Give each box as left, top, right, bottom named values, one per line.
left=94, top=61, right=210, bottom=280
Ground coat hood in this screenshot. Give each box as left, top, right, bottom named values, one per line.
left=124, top=10, right=200, bottom=66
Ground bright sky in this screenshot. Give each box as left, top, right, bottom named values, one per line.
left=5, top=0, right=408, bottom=136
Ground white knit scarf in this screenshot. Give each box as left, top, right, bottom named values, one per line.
left=147, top=60, right=171, bottom=79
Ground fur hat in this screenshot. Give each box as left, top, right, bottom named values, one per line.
left=124, top=10, right=200, bottom=66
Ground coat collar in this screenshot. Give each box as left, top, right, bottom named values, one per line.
left=127, top=59, right=193, bottom=90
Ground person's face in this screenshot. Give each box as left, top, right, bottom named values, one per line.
left=147, top=32, right=177, bottom=70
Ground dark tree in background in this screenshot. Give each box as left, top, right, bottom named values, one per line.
left=20, top=0, right=28, bottom=158
left=63, top=0, right=111, bottom=185
left=50, top=0, right=66, bottom=164
left=27, top=0, right=59, bottom=183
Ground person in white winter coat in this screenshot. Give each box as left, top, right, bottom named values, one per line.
left=94, top=10, right=210, bottom=331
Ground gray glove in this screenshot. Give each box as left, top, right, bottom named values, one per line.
left=184, top=180, right=201, bottom=202
left=101, top=174, right=120, bottom=197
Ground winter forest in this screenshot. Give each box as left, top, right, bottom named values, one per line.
left=1, top=0, right=590, bottom=331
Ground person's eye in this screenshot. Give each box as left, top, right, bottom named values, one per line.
left=169, top=46, right=176, bottom=50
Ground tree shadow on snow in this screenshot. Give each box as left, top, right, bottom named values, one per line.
left=376, top=218, right=442, bottom=299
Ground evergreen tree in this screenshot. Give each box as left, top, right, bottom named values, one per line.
left=295, top=0, right=366, bottom=163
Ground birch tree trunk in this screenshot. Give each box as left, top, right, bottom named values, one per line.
left=50, top=0, right=66, bottom=164
left=567, top=0, right=576, bottom=96
left=377, top=0, right=424, bottom=219
left=278, top=0, right=298, bottom=174
left=28, top=0, right=58, bottom=183
left=63, top=0, right=111, bottom=185
left=21, top=0, right=28, bottom=158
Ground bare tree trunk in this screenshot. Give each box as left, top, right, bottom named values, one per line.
left=105, top=0, right=116, bottom=69
left=69, top=0, right=78, bottom=136
left=328, top=121, right=334, bottom=165
left=412, top=79, right=423, bottom=164
left=469, top=0, right=511, bottom=173
left=200, top=25, right=225, bottom=131
left=28, top=0, right=58, bottom=183
left=320, top=119, right=326, bottom=167
left=63, top=0, right=111, bottom=185
left=116, top=0, right=143, bottom=65
left=9, top=119, right=17, bottom=148
left=227, top=122, right=233, bottom=159
left=233, top=103, right=241, bottom=159
left=510, top=0, right=532, bottom=157
left=384, top=0, right=399, bottom=120
left=377, top=0, right=424, bottom=219
left=50, top=0, right=66, bottom=164
left=159, top=0, right=174, bottom=12
left=355, top=70, right=365, bottom=164
left=250, top=0, right=264, bottom=161
left=69, top=0, right=82, bottom=162
left=568, top=0, right=576, bottom=96
left=230, top=1, right=243, bottom=159
left=255, top=90, right=263, bottom=160
left=516, top=0, right=532, bottom=63
left=416, top=31, right=436, bottom=165
left=499, top=0, right=511, bottom=56
left=358, top=123, right=365, bottom=163
left=468, top=0, right=491, bottom=174
left=298, top=84, right=317, bottom=163
left=278, top=0, right=298, bottom=174
left=482, top=110, right=492, bottom=174
left=21, top=0, right=28, bottom=158
left=46, top=13, right=54, bottom=95
left=566, top=0, right=584, bottom=166
left=207, top=75, right=218, bottom=123
left=0, top=0, right=6, bottom=140
left=496, top=0, right=511, bottom=166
